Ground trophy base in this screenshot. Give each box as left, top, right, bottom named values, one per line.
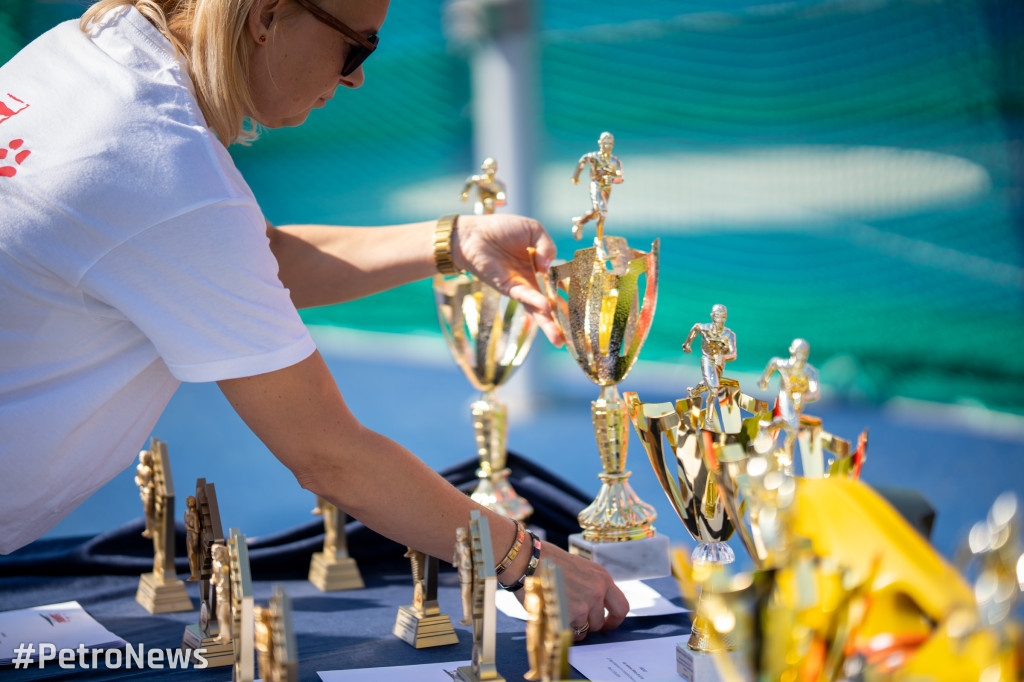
left=470, top=468, right=533, bottom=522
left=181, top=624, right=233, bottom=668
left=308, top=552, right=365, bottom=591
left=456, top=664, right=506, bottom=682
left=676, top=641, right=743, bottom=682
left=135, top=572, right=193, bottom=614
left=392, top=605, right=459, bottom=648
left=568, top=532, right=670, bottom=581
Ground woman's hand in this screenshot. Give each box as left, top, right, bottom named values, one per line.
left=451, top=214, right=564, bottom=347
left=536, top=541, right=630, bottom=639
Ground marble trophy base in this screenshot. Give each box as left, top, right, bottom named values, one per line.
left=392, top=605, right=459, bottom=649
left=181, top=624, right=233, bottom=667
left=568, top=532, right=670, bottom=581
left=135, top=572, right=193, bottom=614
left=308, top=552, right=364, bottom=591
left=676, top=641, right=743, bottom=682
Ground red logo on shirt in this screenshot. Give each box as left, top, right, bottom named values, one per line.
left=0, top=93, right=29, bottom=123
left=0, top=139, right=30, bottom=177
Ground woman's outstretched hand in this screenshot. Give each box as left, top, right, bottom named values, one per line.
left=451, top=214, right=564, bottom=347
left=537, top=541, right=630, bottom=639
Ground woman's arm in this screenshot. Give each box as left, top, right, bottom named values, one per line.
left=267, top=214, right=564, bottom=346
left=218, top=350, right=629, bottom=632
left=267, top=221, right=435, bottom=308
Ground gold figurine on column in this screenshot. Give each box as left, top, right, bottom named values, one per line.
left=308, top=496, right=364, bottom=591
left=254, top=586, right=299, bottom=682
left=532, top=136, right=668, bottom=579
left=392, top=548, right=458, bottom=648
left=455, top=511, right=505, bottom=682
left=524, top=562, right=572, bottom=682
left=134, top=438, right=192, bottom=614
left=181, top=478, right=232, bottom=667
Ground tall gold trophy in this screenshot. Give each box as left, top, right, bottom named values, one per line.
left=435, top=159, right=537, bottom=521
left=531, top=134, right=668, bottom=579
left=435, top=274, right=537, bottom=520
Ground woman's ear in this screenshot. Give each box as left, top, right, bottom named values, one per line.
left=247, top=0, right=283, bottom=44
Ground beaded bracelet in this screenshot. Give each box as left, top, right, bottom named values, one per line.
left=499, top=530, right=541, bottom=593
left=495, top=519, right=526, bottom=576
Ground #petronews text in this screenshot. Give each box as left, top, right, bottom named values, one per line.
left=11, top=642, right=208, bottom=670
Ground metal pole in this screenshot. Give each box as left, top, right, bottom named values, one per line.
left=445, top=0, right=542, bottom=420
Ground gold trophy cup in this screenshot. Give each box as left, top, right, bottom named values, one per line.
left=625, top=395, right=738, bottom=654
left=435, top=274, right=537, bottom=521
left=533, top=236, right=669, bottom=580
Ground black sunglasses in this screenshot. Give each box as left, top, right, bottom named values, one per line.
left=292, top=0, right=379, bottom=77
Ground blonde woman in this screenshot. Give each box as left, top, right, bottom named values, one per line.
left=0, top=0, right=626, bottom=637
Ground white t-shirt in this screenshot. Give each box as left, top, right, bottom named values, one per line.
left=0, top=7, right=317, bottom=553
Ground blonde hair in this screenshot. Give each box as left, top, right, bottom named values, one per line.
left=81, top=0, right=260, bottom=145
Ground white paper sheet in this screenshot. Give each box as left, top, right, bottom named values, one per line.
left=318, top=659, right=472, bottom=681
left=569, top=635, right=685, bottom=682
left=0, top=600, right=126, bottom=665
left=495, top=580, right=687, bottom=620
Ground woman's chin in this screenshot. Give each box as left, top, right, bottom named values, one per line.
left=252, top=111, right=312, bottom=129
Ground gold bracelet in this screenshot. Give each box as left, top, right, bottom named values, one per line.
left=433, top=213, right=462, bottom=276
left=499, top=530, right=541, bottom=593
left=495, top=519, right=526, bottom=576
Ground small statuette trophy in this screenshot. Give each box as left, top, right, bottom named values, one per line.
left=524, top=562, right=572, bottom=682
left=308, top=496, right=364, bottom=591
left=182, top=478, right=232, bottom=667
left=435, top=219, right=537, bottom=520
left=134, top=438, right=192, bottom=613
left=191, top=532, right=256, bottom=680
left=571, top=131, right=623, bottom=261
left=460, top=157, right=507, bottom=216
left=456, top=510, right=505, bottom=682
left=393, top=548, right=458, bottom=648
left=225, top=529, right=255, bottom=682
left=533, top=146, right=669, bottom=578
left=255, top=586, right=299, bottom=682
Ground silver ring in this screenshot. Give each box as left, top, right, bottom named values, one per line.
left=573, top=622, right=590, bottom=636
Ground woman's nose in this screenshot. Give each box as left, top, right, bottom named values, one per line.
left=339, top=65, right=364, bottom=89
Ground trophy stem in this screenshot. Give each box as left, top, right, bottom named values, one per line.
left=472, top=390, right=505, bottom=478
left=470, top=390, right=533, bottom=521
left=578, top=385, right=656, bottom=541
left=688, top=544, right=738, bottom=653
left=592, top=385, right=628, bottom=475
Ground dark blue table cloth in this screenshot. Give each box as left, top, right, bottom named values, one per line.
left=0, top=454, right=693, bottom=681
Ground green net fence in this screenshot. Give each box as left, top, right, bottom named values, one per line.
left=5, top=0, right=1023, bottom=412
